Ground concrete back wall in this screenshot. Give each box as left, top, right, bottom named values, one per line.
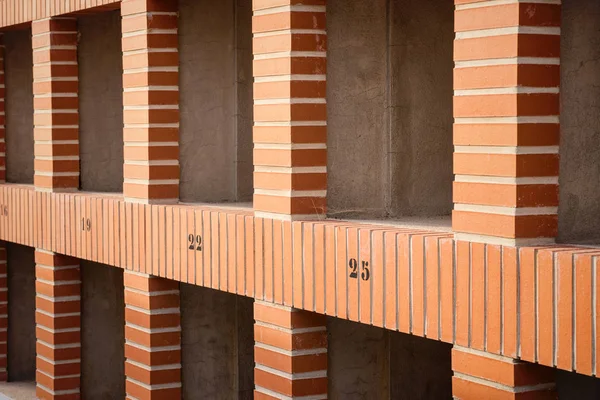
left=78, top=11, right=124, bottom=193
left=178, top=0, right=253, bottom=203
left=558, top=0, right=600, bottom=243
left=81, top=261, right=125, bottom=399
left=6, top=244, right=35, bottom=381
left=4, top=30, right=34, bottom=184
left=327, top=318, right=452, bottom=399
left=326, top=0, right=453, bottom=219
left=180, top=285, right=254, bottom=399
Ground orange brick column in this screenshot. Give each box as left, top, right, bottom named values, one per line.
left=254, top=301, right=327, bottom=399
left=0, top=245, right=7, bottom=382
left=0, top=35, right=5, bottom=183
left=452, top=346, right=556, bottom=399
left=452, top=1, right=561, bottom=246
left=34, top=250, right=81, bottom=400
left=124, top=271, right=181, bottom=399
left=32, top=18, right=80, bottom=192
left=121, top=0, right=179, bottom=204
left=252, top=0, right=327, bottom=220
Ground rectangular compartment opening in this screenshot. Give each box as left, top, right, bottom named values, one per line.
left=180, top=285, right=254, bottom=398
left=78, top=10, right=124, bottom=194
left=327, top=317, right=452, bottom=399
left=81, top=261, right=125, bottom=399
left=558, top=0, right=600, bottom=245
left=5, top=29, right=34, bottom=185
left=326, top=0, right=454, bottom=228
left=6, top=244, right=35, bottom=383
left=178, top=0, right=253, bottom=206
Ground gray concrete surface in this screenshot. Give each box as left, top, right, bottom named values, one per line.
left=558, top=0, right=600, bottom=244
left=4, top=30, right=34, bottom=185
left=6, top=245, right=35, bottom=382
left=327, top=318, right=452, bottom=399
left=78, top=11, right=124, bottom=193
left=389, top=332, right=452, bottom=399
left=80, top=261, right=125, bottom=399
left=557, top=370, right=600, bottom=399
left=326, top=0, right=453, bottom=220
left=180, top=285, right=253, bottom=399
left=0, top=381, right=36, bottom=400
left=179, top=0, right=253, bottom=203
left=328, top=318, right=390, bottom=399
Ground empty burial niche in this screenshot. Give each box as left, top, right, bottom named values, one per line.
left=327, top=0, right=453, bottom=223
left=6, top=244, right=36, bottom=382
left=180, top=285, right=254, bottom=399
left=78, top=11, right=124, bottom=193
left=4, top=29, right=34, bottom=185
left=178, top=0, right=253, bottom=204
left=80, top=261, right=125, bottom=399
left=327, top=318, right=452, bottom=399
left=558, top=0, right=600, bottom=244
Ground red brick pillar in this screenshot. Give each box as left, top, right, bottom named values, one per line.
left=452, top=346, right=556, bottom=399
left=252, top=0, right=327, bottom=220
left=34, top=250, right=81, bottom=400
left=0, top=245, right=7, bottom=382
left=0, top=34, right=5, bottom=183
left=32, top=18, right=80, bottom=192
left=124, top=271, right=181, bottom=399
left=121, top=0, right=179, bottom=203
left=254, top=301, right=327, bottom=399
left=452, top=1, right=561, bottom=246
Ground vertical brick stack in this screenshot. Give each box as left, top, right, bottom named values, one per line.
left=34, top=250, right=81, bottom=400
left=0, top=245, right=7, bottom=382
left=32, top=17, right=80, bottom=192
left=452, top=1, right=561, bottom=246
left=252, top=0, right=327, bottom=220
left=0, top=35, right=5, bottom=183
left=121, top=0, right=180, bottom=204
left=452, top=346, right=556, bottom=399
left=254, top=301, right=328, bottom=399
left=124, top=271, right=181, bottom=399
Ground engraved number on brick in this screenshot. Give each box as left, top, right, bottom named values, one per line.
left=349, top=258, right=370, bottom=281
left=188, top=234, right=202, bottom=251
left=81, top=218, right=91, bottom=232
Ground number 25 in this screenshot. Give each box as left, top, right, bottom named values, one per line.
left=349, top=258, right=370, bottom=281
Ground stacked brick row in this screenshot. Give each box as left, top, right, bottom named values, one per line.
left=0, top=185, right=598, bottom=380
left=0, top=246, right=6, bottom=382
left=121, top=0, right=180, bottom=204
left=0, top=35, right=5, bottom=183
left=452, top=0, right=561, bottom=246
left=32, top=17, right=80, bottom=192
left=34, top=250, right=80, bottom=400
left=124, top=271, right=181, bottom=399
left=254, top=301, right=327, bottom=399
left=0, top=1, right=121, bottom=28
left=252, top=0, right=328, bottom=220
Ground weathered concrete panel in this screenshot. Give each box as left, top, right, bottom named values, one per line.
left=327, top=0, right=389, bottom=219
left=558, top=0, right=600, bottom=243
left=4, top=30, right=34, bottom=184
left=179, top=0, right=253, bottom=203
left=557, top=370, right=600, bottom=399
left=327, top=0, right=453, bottom=219
left=389, top=331, right=452, bottom=399
left=81, top=261, right=125, bottom=399
left=7, top=244, right=35, bottom=381
left=388, top=0, right=454, bottom=217
left=327, top=318, right=452, bottom=399
left=180, top=285, right=253, bottom=399
left=78, top=11, right=124, bottom=193
left=328, top=318, right=390, bottom=399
